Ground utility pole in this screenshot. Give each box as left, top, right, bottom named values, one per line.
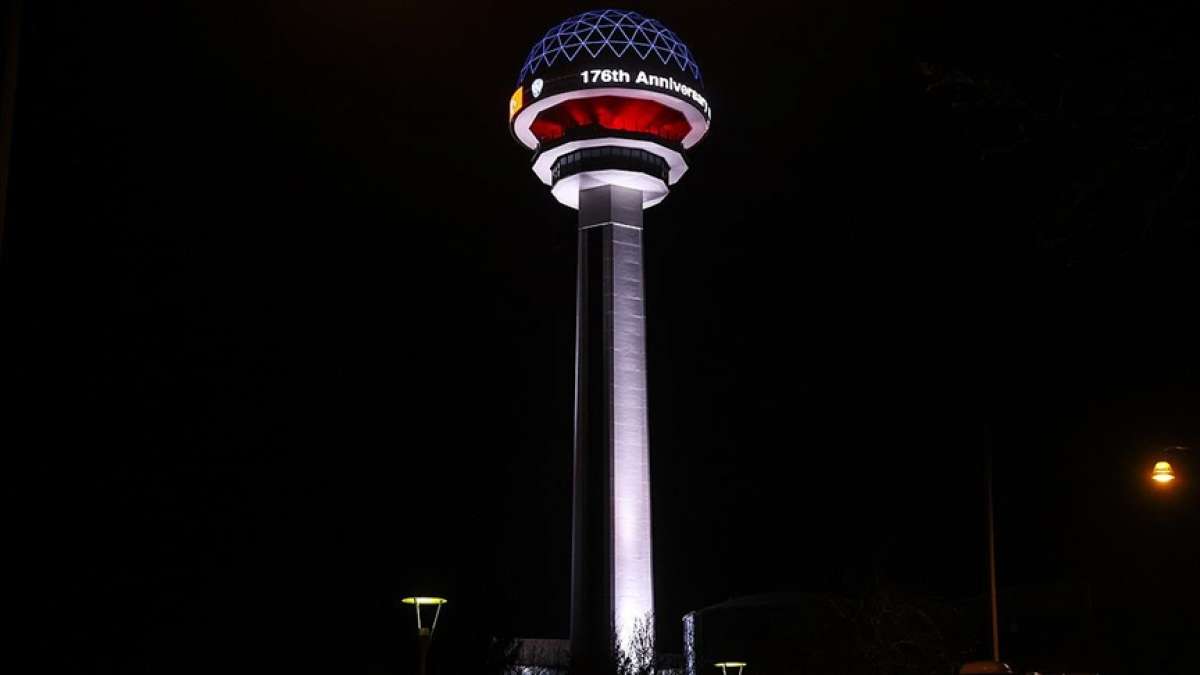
left=985, top=426, right=1000, bottom=662
left=960, top=427, right=1011, bottom=674
left=0, top=0, right=24, bottom=253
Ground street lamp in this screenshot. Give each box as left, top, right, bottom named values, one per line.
left=714, top=661, right=747, bottom=675
left=1150, top=446, right=1189, bottom=486
left=402, top=596, right=447, bottom=675
left=1152, top=461, right=1175, bottom=483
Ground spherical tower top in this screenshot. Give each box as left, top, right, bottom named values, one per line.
left=508, top=9, right=711, bottom=209
left=517, top=9, right=703, bottom=85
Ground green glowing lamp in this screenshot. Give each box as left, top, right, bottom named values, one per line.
left=401, top=596, right=448, bottom=637
left=714, top=661, right=747, bottom=675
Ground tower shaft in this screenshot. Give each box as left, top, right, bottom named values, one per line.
left=570, top=184, right=655, bottom=673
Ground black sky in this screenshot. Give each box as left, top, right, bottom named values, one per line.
left=3, top=1, right=1198, bottom=674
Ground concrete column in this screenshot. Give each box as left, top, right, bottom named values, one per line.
left=570, top=184, right=655, bottom=674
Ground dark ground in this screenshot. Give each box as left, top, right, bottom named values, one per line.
left=2, top=1, right=1197, bottom=674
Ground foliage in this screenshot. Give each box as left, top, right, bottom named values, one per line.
left=831, top=580, right=970, bottom=675
left=484, top=636, right=523, bottom=675
left=614, top=614, right=656, bottom=675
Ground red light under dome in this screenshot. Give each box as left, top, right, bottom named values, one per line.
left=530, top=96, right=693, bottom=145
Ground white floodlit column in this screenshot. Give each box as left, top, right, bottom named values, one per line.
left=610, top=219, right=655, bottom=656
left=571, top=184, right=656, bottom=671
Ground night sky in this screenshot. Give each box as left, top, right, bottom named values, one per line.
left=3, top=1, right=1198, bottom=674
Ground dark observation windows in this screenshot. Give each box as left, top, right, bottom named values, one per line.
left=550, top=146, right=670, bottom=185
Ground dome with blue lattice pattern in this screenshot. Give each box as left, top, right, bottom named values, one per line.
left=518, top=9, right=702, bottom=85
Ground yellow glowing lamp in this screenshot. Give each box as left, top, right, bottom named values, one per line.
left=714, top=662, right=747, bottom=675
left=402, top=596, right=448, bottom=606
left=1152, top=461, right=1175, bottom=483
left=509, top=86, right=524, bottom=121
left=402, top=596, right=448, bottom=636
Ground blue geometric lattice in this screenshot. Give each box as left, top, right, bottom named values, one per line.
left=518, top=9, right=702, bottom=85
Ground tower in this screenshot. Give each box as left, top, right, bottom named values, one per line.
left=508, top=9, right=712, bottom=673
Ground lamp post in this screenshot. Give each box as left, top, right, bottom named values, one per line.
left=714, top=661, right=747, bottom=675
left=402, top=596, right=447, bottom=675
left=960, top=427, right=1013, bottom=675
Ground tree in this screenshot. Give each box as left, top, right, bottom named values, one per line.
left=484, top=636, right=523, bottom=675
left=615, top=614, right=656, bottom=675
left=831, top=578, right=971, bottom=675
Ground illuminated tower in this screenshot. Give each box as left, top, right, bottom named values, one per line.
left=508, top=9, right=712, bottom=673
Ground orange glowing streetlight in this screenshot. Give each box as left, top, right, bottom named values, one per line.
left=1150, top=446, right=1189, bottom=486
left=1151, top=461, right=1176, bottom=484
